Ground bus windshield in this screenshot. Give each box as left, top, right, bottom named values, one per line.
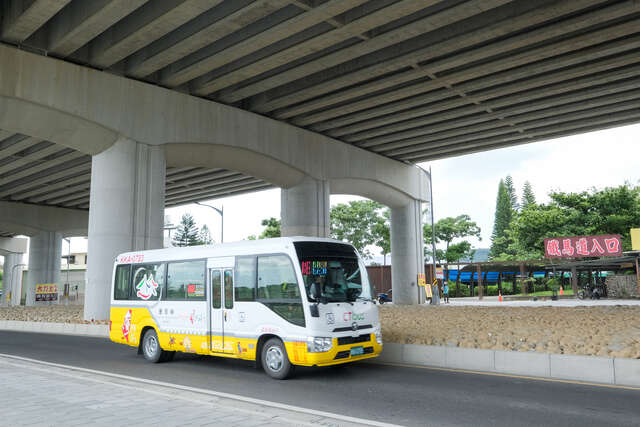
left=294, top=241, right=373, bottom=303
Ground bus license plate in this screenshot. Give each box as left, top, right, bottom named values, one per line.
left=350, top=346, right=364, bottom=356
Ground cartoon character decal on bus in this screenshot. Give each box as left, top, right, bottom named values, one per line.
left=122, top=309, right=132, bottom=342
left=135, top=272, right=159, bottom=300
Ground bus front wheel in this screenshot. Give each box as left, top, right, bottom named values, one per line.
left=261, top=338, right=294, bottom=380
left=142, top=328, right=168, bottom=363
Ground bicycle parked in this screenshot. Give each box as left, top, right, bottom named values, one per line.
left=577, top=283, right=605, bottom=300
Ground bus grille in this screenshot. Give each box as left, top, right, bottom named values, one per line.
left=333, top=324, right=372, bottom=332
left=337, top=334, right=371, bottom=346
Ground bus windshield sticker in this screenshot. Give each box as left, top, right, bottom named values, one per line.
left=136, top=273, right=159, bottom=300
left=301, top=261, right=328, bottom=276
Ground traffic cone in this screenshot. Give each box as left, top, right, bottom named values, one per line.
left=498, top=291, right=503, bottom=302
left=559, top=286, right=564, bottom=296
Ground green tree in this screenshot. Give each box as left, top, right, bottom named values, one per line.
left=496, top=184, right=640, bottom=259
left=547, top=184, right=640, bottom=250
left=246, top=217, right=281, bottom=240
left=173, top=213, right=201, bottom=247
left=424, top=247, right=446, bottom=264
left=504, top=175, right=518, bottom=211
left=494, top=204, right=566, bottom=260
left=490, top=179, right=514, bottom=259
left=258, top=217, right=281, bottom=239
left=199, top=224, right=213, bottom=245
left=521, top=181, right=536, bottom=208
left=445, top=241, right=475, bottom=263
left=424, top=215, right=481, bottom=276
left=330, top=200, right=386, bottom=259
left=372, top=209, right=390, bottom=264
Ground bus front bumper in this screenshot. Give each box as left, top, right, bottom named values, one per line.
left=285, top=334, right=383, bottom=367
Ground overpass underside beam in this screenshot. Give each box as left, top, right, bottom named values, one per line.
left=84, top=137, right=165, bottom=321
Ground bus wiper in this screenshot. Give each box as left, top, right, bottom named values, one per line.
left=346, top=268, right=359, bottom=281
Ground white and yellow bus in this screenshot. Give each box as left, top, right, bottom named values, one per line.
left=110, top=237, right=382, bottom=379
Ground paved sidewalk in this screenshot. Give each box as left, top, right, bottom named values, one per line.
left=0, top=355, right=386, bottom=427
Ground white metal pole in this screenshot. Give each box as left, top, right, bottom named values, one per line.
left=429, top=166, right=440, bottom=305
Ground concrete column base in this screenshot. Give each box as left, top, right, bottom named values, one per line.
left=25, top=232, right=62, bottom=306
left=390, top=200, right=424, bottom=305
left=281, top=175, right=330, bottom=237
left=85, top=137, right=165, bottom=321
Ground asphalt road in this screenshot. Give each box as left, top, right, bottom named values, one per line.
left=1, top=331, right=639, bottom=427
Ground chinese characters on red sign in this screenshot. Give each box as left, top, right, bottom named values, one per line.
left=544, top=234, right=622, bottom=258
left=35, top=284, right=58, bottom=302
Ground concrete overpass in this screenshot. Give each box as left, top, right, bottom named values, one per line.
left=1, top=0, right=639, bottom=319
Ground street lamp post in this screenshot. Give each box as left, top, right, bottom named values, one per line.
left=416, top=165, right=439, bottom=305
left=63, top=238, right=71, bottom=303
left=195, top=202, right=224, bottom=243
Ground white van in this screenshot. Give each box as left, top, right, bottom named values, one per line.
left=110, top=237, right=382, bottom=379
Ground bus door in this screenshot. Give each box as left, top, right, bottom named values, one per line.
left=209, top=267, right=235, bottom=354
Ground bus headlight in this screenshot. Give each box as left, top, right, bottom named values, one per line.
left=374, top=327, right=383, bottom=345
left=307, top=337, right=333, bottom=353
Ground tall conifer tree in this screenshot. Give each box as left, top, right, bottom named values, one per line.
left=504, top=175, right=518, bottom=211
left=199, top=224, right=213, bottom=244
left=490, top=179, right=513, bottom=258
left=521, top=181, right=536, bottom=208
left=173, top=213, right=201, bottom=247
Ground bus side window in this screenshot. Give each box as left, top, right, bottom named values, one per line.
left=224, top=269, right=233, bottom=309
left=131, top=263, right=165, bottom=300
left=114, top=264, right=131, bottom=300
left=212, top=270, right=221, bottom=309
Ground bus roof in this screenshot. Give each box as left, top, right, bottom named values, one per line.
left=115, top=236, right=353, bottom=264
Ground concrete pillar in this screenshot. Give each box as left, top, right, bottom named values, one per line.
left=85, top=137, right=165, bottom=321
left=477, top=265, right=483, bottom=300
left=2, top=252, right=24, bottom=306
left=281, top=175, right=329, bottom=237
left=571, top=266, right=579, bottom=297
left=26, top=231, right=62, bottom=306
left=390, top=199, right=424, bottom=305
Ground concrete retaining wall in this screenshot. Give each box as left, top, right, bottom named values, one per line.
left=376, top=342, right=640, bottom=387
left=0, top=320, right=107, bottom=338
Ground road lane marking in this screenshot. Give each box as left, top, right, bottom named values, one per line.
left=368, top=361, right=640, bottom=391
left=0, top=353, right=401, bottom=427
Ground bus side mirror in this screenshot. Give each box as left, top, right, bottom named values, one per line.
left=310, top=282, right=321, bottom=300
left=309, top=304, right=319, bottom=317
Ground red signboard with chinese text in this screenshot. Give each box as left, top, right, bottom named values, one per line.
left=544, top=234, right=622, bottom=258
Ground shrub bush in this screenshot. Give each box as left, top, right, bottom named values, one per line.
left=450, top=283, right=470, bottom=297
left=486, top=285, right=499, bottom=296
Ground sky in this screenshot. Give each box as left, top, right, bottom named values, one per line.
left=18, top=122, right=640, bottom=261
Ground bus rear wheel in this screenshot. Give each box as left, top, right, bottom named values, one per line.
left=261, top=338, right=294, bottom=380
left=142, top=328, right=167, bottom=363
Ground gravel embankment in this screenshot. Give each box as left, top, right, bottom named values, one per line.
left=380, top=305, right=640, bottom=358
left=2, top=305, right=639, bottom=358
left=0, top=306, right=108, bottom=325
